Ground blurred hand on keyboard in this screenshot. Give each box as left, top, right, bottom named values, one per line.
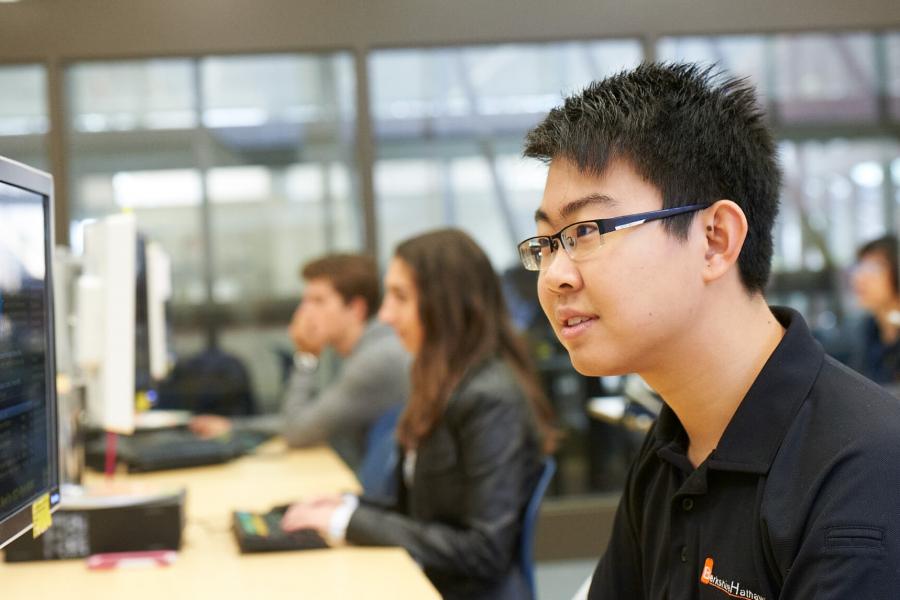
left=281, top=495, right=342, bottom=536
left=189, top=415, right=233, bottom=439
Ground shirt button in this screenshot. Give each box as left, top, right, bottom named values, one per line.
left=682, top=498, right=694, bottom=512
left=680, top=546, right=688, bottom=563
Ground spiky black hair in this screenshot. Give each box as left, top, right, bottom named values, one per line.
left=524, top=62, right=781, bottom=292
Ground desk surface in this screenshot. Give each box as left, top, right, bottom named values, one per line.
left=1, top=442, right=439, bottom=599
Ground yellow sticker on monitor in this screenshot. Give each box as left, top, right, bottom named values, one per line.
left=135, top=390, right=151, bottom=413
left=31, top=493, right=52, bottom=538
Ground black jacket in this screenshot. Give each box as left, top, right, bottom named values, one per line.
left=346, top=358, right=543, bottom=600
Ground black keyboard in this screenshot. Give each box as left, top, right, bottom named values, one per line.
left=86, top=429, right=271, bottom=472
left=232, top=505, right=327, bottom=553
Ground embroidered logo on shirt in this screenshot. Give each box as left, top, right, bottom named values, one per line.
left=700, top=557, right=766, bottom=600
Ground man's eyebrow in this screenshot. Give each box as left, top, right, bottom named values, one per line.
left=534, top=194, right=618, bottom=224
left=560, top=194, right=618, bottom=219
left=534, top=208, right=551, bottom=223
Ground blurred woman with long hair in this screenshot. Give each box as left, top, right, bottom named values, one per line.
left=283, top=228, right=556, bottom=600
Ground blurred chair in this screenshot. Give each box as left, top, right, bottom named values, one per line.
left=156, top=346, right=257, bottom=416
left=358, top=404, right=404, bottom=503
left=521, top=455, right=557, bottom=599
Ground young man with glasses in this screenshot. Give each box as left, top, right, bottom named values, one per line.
left=520, top=63, right=900, bottom=599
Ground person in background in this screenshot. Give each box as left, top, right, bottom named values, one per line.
left=190, top=253, right=410, bottom=469
left=520, top=62, right=900, bottom=598
left=282, top=229, right=557, bottom=600
left=849, top=234, right=900, bottom=386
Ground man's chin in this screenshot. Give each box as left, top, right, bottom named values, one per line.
left=568, top=351, right=628, bottom=378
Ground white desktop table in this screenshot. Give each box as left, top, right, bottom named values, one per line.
left=0, top=441, right=439, bottom=599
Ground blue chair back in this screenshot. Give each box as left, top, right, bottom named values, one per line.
left=358, top=404, right=403, bottom=502
left=520, top=456, right=556, bottom=599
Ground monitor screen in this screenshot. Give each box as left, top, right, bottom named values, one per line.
left=0, top=157, right=60, bottom=549
left=136, top=237, right=172, bottom=394
left=135, top=235, right=151, bottom=392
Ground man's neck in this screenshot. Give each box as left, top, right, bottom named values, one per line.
left=334, top=319, right=368, bottom=357
left=642, top=294, right=785, bottom=469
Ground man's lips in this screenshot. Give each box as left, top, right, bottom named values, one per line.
left=555, top=310, right=598, bottom=340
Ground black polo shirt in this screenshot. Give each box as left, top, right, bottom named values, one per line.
left=589, top=307, right=900, bottom=600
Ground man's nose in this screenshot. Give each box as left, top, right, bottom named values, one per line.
left=540, top=247, right=582, bottom=294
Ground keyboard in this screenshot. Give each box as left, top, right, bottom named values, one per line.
left=86, top=429, right=271, bottom=472
left=232, top=505, right=328, bottom=553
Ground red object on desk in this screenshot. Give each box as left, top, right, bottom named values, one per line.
left=86, top=550, right=177, bottom=570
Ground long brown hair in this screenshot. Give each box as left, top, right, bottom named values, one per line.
left=393, top=229, right=556, bottom=453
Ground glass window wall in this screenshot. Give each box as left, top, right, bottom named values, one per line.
left=0, top=64, right=48, bottom=169
left=66, top=53, right=360, bottom=408
left=370, top=40, right=644, bottom=270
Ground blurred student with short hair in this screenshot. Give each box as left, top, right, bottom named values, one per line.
left=191, top=253, right=410, bottom=468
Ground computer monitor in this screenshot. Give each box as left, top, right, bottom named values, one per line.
left=51, top=246, right=86, bottom=488
left=75, top=213, right=136, bottom=435
left=135, top=237, right=172, bottom=393
left=0, top=155, right=61, bottom=549
left=145, top=241, right=172, bottom=384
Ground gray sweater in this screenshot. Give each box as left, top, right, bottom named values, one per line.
left=236, top=321, right=410, bottom=468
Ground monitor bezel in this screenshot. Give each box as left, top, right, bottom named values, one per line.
left=0, top=155, right=62, bottom=550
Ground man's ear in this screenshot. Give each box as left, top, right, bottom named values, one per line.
left=348, top=296, right=369, bottom=322
left=700, top=200, right=748, bottom=284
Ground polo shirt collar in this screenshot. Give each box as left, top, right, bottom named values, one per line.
left=653, top=306, right=825, bottom=475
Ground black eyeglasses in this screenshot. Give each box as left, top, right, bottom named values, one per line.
left=517, top=204, right=707, bottom=271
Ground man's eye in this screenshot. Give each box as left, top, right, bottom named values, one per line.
left=574, top=224, right=595, bottom=237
